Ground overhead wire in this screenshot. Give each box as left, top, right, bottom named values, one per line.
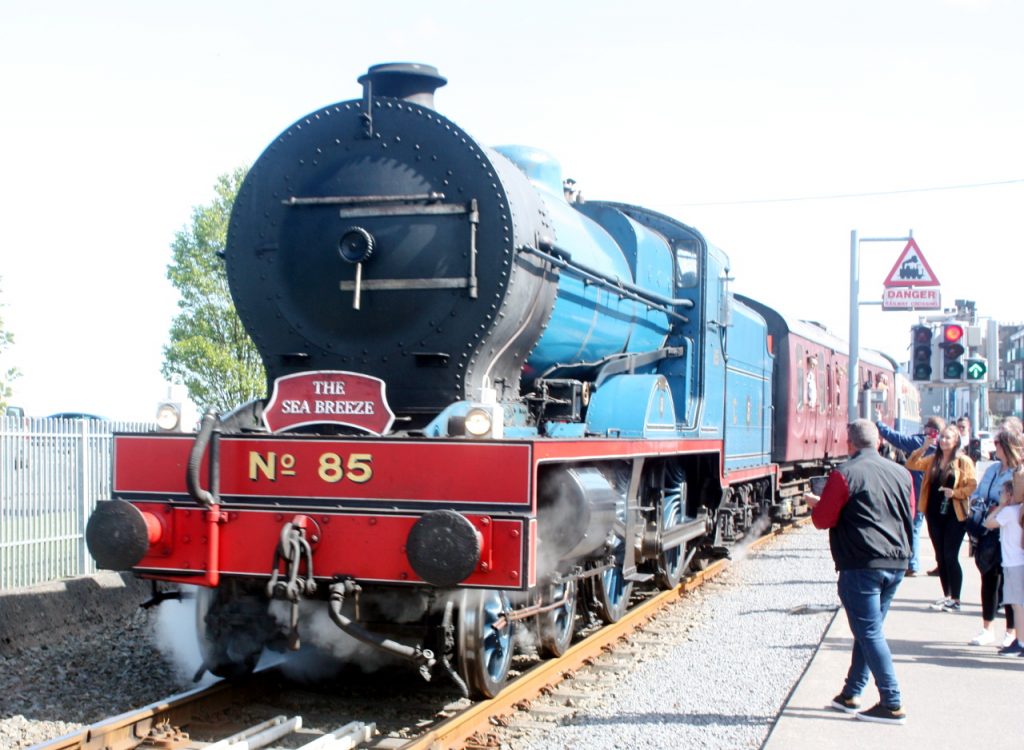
left=670, top=177, right=1024, bottom=207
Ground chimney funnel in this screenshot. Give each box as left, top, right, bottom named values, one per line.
left=358, top=63, right=447, bottom=110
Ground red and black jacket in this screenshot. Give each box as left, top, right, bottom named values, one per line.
left=812, top=449, right=916, bottom=571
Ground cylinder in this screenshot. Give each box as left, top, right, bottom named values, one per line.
left=537, top=466, right=619, bottom=568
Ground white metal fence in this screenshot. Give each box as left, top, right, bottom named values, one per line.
left=0, top=416, right=155, bottom=591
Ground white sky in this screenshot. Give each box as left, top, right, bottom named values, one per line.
left=1, top=0, right=1021, bottom=420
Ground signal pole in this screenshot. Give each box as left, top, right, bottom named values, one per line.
left=848, top=229, right=915, bottom=419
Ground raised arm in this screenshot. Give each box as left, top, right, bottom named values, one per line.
left=876, top=419, right=925, bottom=455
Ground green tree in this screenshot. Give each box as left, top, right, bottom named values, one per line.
left=0, top=277, right=19, bottom=411
left=162, top=168, right=266, bottom=411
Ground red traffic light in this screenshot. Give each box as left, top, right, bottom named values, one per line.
left=943, top=324, right=964, bottom=343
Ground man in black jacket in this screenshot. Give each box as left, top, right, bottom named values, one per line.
left=806, top=419, right=916, bottom=725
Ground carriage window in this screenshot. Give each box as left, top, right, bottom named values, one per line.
left=805, top=355, right=819, bottom=410
left=675, top=246, right=699, bottom=288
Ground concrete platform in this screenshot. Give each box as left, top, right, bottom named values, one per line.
left=764, top=536, right=1024, bottom=746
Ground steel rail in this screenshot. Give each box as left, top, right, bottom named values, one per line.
left=28, top=671, right=280, bottom=750
left=400, top=519, right=811, bottom=750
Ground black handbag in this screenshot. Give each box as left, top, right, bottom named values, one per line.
left=974, top=532, right=1002, bottom=574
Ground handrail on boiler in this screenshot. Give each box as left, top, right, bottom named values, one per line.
left=519, top=243, right=693, bottom=323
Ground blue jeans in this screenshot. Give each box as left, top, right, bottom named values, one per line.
left=837, top=568, right=904, bottom=708
left=909, top=512, right=924, bottom=573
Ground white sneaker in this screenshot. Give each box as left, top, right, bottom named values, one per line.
left=969, top=630, right=994, bottom=646
left=1003, top=633, right=1018, bottom=648
left=928, top=598, right=951, bottom=610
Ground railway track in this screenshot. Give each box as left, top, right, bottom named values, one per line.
left=30, top=521, right=804, bottom=750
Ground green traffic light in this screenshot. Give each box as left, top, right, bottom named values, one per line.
left=965, top=359, right=988, bottom=381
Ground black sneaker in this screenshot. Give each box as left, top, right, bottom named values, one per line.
left=831, top=694, right=860, bottom=714
left=941, top=599, right=961, bottom=612
left=856, top=703, right=907, bottom=725
left=998, top=641, right=1024, bottom=656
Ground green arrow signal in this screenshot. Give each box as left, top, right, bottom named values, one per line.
left=966, top=359, right=988, bottom=380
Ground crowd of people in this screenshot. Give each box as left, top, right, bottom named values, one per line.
left=805, top=413, right=1024, bottom=726
left=880, top=413, right=1024, bottom=651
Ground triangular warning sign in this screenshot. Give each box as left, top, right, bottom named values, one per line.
left=882, top=238, right=940, bottom=288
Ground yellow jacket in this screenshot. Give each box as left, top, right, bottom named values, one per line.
left=906, top=448, right=978, bottom=520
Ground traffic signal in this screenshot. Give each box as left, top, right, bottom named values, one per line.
left=965, top=357, right=988, bottom=382
left=941, top=323, right=966, bottom=381
left=910, top=325, right=933, bottom=381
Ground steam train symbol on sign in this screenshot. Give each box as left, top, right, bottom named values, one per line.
left=883, top=238, right=939, bottom=289
left=898, top=255, right=923, bottom=279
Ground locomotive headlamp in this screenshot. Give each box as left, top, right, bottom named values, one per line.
left=464, top=407, right=493, bottom=437
left=156, top=402, right=181, bottom=431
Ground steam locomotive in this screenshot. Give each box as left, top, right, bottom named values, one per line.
left=86, top=63, right=919, bottom=698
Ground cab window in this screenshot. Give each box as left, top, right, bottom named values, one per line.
left=675, top=245, right=699, bottom=289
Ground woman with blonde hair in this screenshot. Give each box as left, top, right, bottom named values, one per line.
left=907, top=425, right=978, bottom=611
left=965, top=429, right=1021, bottom=647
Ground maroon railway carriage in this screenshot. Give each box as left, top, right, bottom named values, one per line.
left=736, top=296, right=898, bottom=488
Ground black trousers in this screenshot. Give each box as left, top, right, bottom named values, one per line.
left=979, top=564, right=1015, bottom=626
left=926, top=504, right=966, bottom=600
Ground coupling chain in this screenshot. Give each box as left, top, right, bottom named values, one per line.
left=267, top=520, right=318, bottom=649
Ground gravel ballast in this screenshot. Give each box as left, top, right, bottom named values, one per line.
left=0, top=524, right=840, bottom=749
left=491, top=524, right=839, bottom=749
left=0, top=604, right=188, bottom=749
